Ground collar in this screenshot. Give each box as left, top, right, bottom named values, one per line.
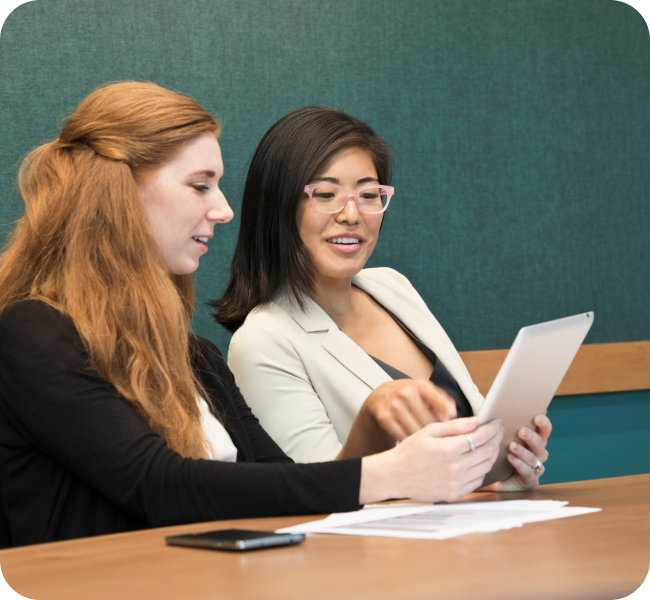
left=274, top=273, right=395, bottom=334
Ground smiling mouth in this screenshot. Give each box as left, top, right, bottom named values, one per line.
left=193, top=237, right=209, bottom=244
left=326, top=237, right=361, bottom=245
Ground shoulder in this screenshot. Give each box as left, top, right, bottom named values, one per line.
left=230, top=301, right=301, bottom=351
left=355, top=267, right=419, bottom=295
left=354, top=267, right=434, bottom=320
left=356, top=267, right=414, bottom=287
left=0, top=300, right=82, bottom=358
left=0, top=299, right=72, bottom=332
left=0, top=300, right=98, bottom=393
left=241, top=300, right=298, bottom=331
left=228, top=301, right=313, bottom=377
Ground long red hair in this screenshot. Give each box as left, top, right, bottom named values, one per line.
left=0, top=82, right=221, bottom=458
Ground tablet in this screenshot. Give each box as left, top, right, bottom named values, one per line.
left=477, top=312, right=594, bottom=486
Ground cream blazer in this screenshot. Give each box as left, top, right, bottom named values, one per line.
left=228, top=268, right=484, bottom=463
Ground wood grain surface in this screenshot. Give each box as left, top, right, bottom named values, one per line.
left=2, top=474, right=649, bottom=600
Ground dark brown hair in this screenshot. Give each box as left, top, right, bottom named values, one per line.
left=212, top=106, right=392, bottom=332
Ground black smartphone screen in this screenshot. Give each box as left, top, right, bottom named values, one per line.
left=165, top=528, right=305, bottom=552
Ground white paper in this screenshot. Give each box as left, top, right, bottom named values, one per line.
left=277, top=500, right=601, bottom=540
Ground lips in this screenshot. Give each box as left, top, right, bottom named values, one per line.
left=192, top=236, right=211, bottom=254
left=326, top=235, right=362, bottom=254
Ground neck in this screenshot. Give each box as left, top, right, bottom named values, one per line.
left=310, top=274, right=355, bottom=324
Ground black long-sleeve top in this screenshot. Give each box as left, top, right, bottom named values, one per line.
left=0, top=301, right=361, bottom=547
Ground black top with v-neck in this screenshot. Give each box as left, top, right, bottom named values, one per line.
left=368, top=311, right=473, bottom=419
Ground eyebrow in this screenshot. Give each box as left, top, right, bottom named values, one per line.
left=309, top=176, right=380, bottom=185
left=187, top=170, right=216, bottom=178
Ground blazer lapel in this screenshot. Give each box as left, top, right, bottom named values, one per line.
left=275, top=293, right=392, bottom=390
left=274, top=279, right=484, bottom=414
left=352, top=274, right=485, bottom=414
left=320, top=327, right=393, bottom=389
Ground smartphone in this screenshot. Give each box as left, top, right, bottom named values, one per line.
left=165, top=528, right=306, bottom=552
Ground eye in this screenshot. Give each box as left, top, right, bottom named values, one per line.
left=190, top=183, right=209, bottom=193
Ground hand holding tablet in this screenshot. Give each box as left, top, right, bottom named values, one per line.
left=475, top=312, right=594, bottom=487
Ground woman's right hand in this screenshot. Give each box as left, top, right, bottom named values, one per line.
left=363, top=379, right=458, bottom=441
left=337, top=379, right=458, bottom=460
left=359, top=417, right=503, bottom=505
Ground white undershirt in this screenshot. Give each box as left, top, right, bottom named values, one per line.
left=197, top=396, right=238, bottom=462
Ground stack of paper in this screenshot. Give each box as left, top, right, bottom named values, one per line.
left=277, top=500, right=600, bottom=540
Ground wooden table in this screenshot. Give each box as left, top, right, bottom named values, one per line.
left=1, top=474, right=649, bottom=600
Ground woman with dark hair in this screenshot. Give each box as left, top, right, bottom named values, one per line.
left=0, top=84, right=503, bottom=548
left=215, top=106, right=551, bottom=491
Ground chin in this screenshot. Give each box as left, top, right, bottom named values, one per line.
left=325, top=263, right=366, bottom=280
left=168, top=261, right=200, bottom=276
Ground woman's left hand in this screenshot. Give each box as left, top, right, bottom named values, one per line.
left=482, top=413, right=552, bottom=492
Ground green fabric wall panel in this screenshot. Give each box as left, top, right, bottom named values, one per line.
left=1, top=0, right=648, bottom=359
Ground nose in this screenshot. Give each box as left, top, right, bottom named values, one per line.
left=207, top=190, right=234, bottom=224
left=335, top=195, right=360, bottom=224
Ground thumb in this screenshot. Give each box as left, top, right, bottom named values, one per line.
left=423, top=416, right=478, bottom=438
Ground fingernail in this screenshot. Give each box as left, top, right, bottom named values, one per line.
left=509, top=442, right=517, bottom=451
left=520, top=428, right=528, bottom=439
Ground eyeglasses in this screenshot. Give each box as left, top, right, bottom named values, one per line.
left=303, top=183, right=394, bottom=215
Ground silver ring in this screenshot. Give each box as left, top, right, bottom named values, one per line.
left=532, top=458, right=542, bottom=473
left=465, top=433, right=476, bottom=452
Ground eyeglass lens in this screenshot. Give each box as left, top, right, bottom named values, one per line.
left=311, top=185, right=390, bottom=213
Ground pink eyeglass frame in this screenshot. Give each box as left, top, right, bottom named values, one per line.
left=303, top=183, right=395, bottom=214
